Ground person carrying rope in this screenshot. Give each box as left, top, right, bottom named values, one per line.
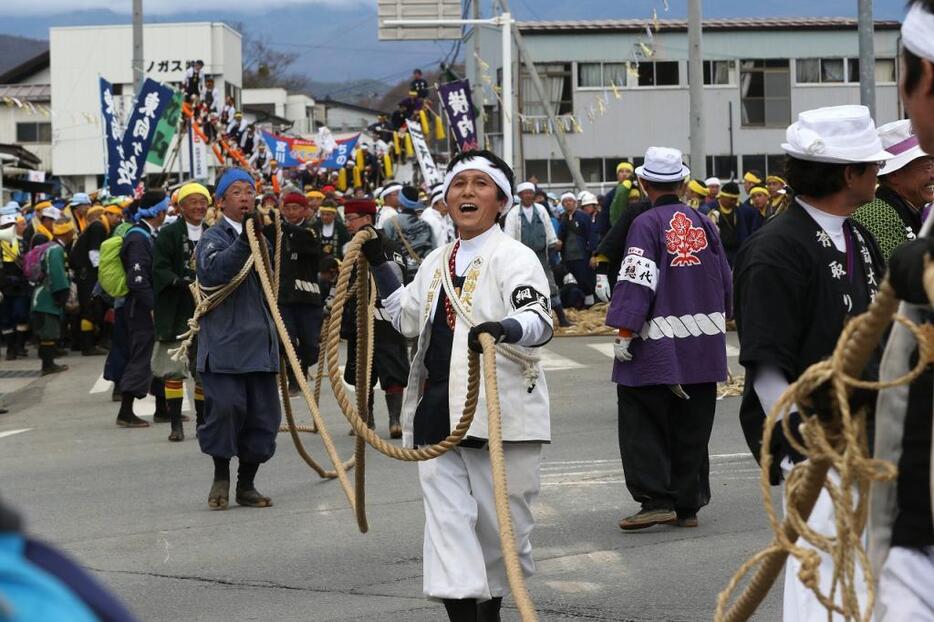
left=361, top=149, right=552, bottom=621
left=195, top=168, right=281, bottom=510
left=733, top=105, right=892, bottom=620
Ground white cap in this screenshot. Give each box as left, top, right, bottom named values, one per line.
left=559, top=191, right=577, bottom=202
left=877, top=119, right=929, bottom=175
left=516, top=181, right=536, bottom=194
left=782, top=105, right=893, bottom=164
left=577, top=190, right=598, bottom=206
left=635, top=146, right=690, bottom=183
left=41, top=206, right=62, bottom=220
left=704, top=177, right=722, bottom=187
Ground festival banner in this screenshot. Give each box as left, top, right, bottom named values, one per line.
left=260, top=131, right=318, bottom=168
left=147, top=90, right=184, bottom=167
left=438, top=79, right=479, bottom=152
left=318, top=133, right=360, bottom=170
left=405, top=120, right=443, bottom=187
left=101, top=77, right=174, bottom=196
left=185, top=125, right=209, bottom=179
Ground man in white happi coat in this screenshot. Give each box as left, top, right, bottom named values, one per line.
left=375, top=182, right=402, bottom=230
left=421, top=184, right=454, bottom=249
left=361, top=149, right=552, bottom=622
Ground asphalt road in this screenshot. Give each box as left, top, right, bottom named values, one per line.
left=0, top=333, right=782, bottom=621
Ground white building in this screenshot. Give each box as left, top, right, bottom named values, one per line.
left=313, top=98, right=383, bottom=133
left=242, top=88, right=316, bottom=135
left=50, top=22, right=242, bottom=192
left=465, top=17, right=903, bottom=191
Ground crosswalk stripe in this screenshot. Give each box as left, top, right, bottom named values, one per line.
left=89, top=375, right=191, bottom=413
left=0, top=428, right=32, bottom=440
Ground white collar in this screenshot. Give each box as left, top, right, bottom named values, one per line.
left=224, top=215, right=243, bottom=235
left=798, top=198, right=847, bottom=251
left=185, top=220, right=203, bottom=240
left=455, top=225, right=498, bottom=274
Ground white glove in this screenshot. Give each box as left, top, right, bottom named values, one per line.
left=563, top=272, right=578, bottom=286
left=595, top=274, right=610, bottom=303
left=614, top=337, right=633, bottom=362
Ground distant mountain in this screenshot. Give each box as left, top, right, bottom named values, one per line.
left=307, top=78, right=390, bottom=103
left=0, top=34, right=48, bottom=78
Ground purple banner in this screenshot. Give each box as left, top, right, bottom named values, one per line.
left=438, top=79, right=479, bottom=152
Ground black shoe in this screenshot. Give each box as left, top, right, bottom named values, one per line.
left=618, top=508, right=677, bottom=531
left=41, top=363, right=69, bottom=376
left=168, top=419, right=185, bottom=442
left=477, top=597, right=502, bottom=622
left=111, top=385, right=122, bottom=402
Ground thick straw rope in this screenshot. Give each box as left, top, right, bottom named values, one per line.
left=715, top=271, right=934, bottom=622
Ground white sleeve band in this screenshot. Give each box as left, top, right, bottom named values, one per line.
left=89, top=250, right=101, bottom=268
left=510, top=308, right=552, bottom=347
left=617, top=254, right=659, bottom=292
left=753, top=365, right=795, bottom=420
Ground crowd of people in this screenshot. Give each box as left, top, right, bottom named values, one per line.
left=2, top=3, right=934, bottom=620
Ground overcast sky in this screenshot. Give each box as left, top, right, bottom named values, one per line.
left=0, top=0, right=908, bottom=84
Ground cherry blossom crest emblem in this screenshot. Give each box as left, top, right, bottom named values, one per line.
left=664, top=211, right=708, bottom=266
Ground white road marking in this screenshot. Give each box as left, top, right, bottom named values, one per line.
left=545, top=581, right=604, bottom=594
left=0, top=428, right=32, bottom=439
left=89, top=376, right=191, bottom=413
left=587, top=342, right=739, bottom=358
left=537, top=348, right=584, bottom=371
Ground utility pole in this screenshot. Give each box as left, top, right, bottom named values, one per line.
left=857, top=0, right=876, bottom=117
left=132, top=0, right=144, bottom=87
left=472, top=0, right=484, bottom=146
left=497, top=0, right=587, bottom=190
left=688, top=0, right=706, bottom=179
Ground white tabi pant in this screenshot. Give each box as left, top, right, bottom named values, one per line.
left=782, top=462, right=870, bottom=621
left=418, top=443, right=541, bottom=601
left=877, top=546, right=934, bottom=620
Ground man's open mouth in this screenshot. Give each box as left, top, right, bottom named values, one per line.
left=459, top=203, right=478, bottom=213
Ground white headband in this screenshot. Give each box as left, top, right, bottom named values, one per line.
left=560, top=192, right=576, bottom=202
left=441, top=156, right=513, bottom=211
left=380, top=183, right=402, bottom=199
left=903, top=3, right=934, bottom=62
left=516, top=181, right=535, bottom=194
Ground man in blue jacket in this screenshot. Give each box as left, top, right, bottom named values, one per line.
left=196, top=168, right=281, bottom=511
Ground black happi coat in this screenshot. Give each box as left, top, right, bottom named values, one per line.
left=733, top=200, right=885, bottom=481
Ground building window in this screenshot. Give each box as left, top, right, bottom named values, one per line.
left=766, top=154, right=786, bottom=177
left=520, top=63, right=572, bottom=116
left=577, top=62, right=629, bottom=88
left=742, top=154, right=766, bottom=178
left=740, top=60, right=790, bottom=127
left=797, top=58, right=868, bottom=84
left=580, top=158, right=605, bottom=183
left=637, top=61, right=679, bottom=87
left=16, top=122, right=52, bottom=143
left=704, top=155, right=738, bottom=180
left=875, top=58, right=896, bottom=83
left=524, top=158, right=574, bottom=185
left=703, top=60, right=735, bottom=85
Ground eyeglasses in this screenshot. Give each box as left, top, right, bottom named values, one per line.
left=226, top=188, right=256, bottom=199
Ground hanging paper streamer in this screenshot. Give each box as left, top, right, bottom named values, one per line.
left=419, top=109, right=430, bottom=137
left=353, top=165, right=362, bottom=188
left=404, top=132, right=414, bottom=159
left=337, top=167, right=347, bottom=191
left=393, top=131, right=401, bottom=156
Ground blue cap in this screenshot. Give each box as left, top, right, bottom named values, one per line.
left=69, top=192, right=92, bottom=206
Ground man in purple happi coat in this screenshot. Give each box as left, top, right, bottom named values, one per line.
left=605, top=146, right=732, bottom=531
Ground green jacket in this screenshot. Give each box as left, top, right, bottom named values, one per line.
left=31, top=242, right=70, bottom=316
left=153, top=218, right=205, bottom=342
left=852, top=189, right=919, bottom=262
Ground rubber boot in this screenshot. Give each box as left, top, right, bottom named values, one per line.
left=476, top=597, right=502, bottom=622
left=443, top=599, right=477, bottom=622
left=14, top=330, right=29, bottom=357
left=80, top=329, right=107, bottom=356
left=385, top=391, right=403, bottom=439
left=167, top=398, right=184, bottom=442
left=116, top=393, right=149, bottom=428
left=39, top=343, right=68, bottom=375
left=194, top=384, right=205, bottom=427
left=4, top=333, right=16, bottom=361
left=151, top=378, right=170, bottom=423
left=111, top=384, right=122, bottom=402
left=555, top=304, right=573, bottom=328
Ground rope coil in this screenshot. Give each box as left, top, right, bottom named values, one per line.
left=715, top=274, right=934, bottom=622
